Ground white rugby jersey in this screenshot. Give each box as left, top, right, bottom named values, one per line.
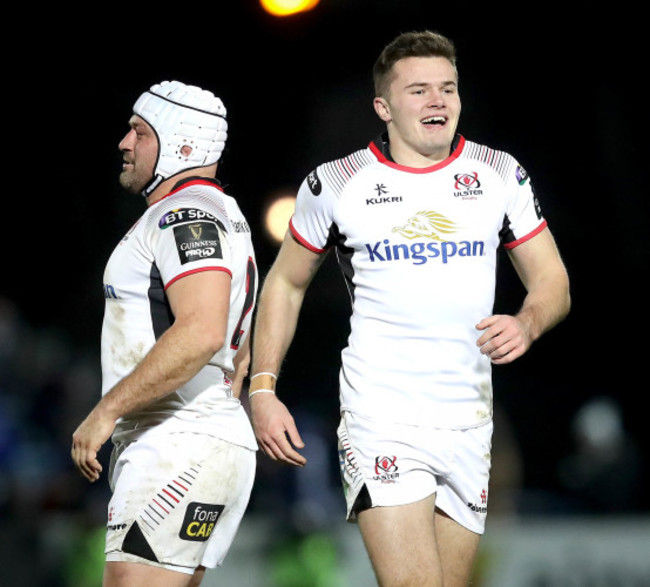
left=102, top=178, right=258, bottom=449
left=291, top=135, right=546, bottom=429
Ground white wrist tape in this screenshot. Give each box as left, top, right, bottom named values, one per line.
left=248, top=389, right=276, bottom=399
left=250, top=372, right=278, bottom=380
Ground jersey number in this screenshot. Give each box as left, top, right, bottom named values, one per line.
left=230, top=256, right=256, bottom=350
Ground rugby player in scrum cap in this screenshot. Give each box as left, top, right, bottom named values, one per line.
left=72, top=80, right=258, bottom=586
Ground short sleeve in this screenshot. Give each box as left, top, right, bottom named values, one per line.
left=289, top=168, right=336, bottom=254
left=148, top=201, right=233, bottom=289
left=500, top=161, right=547, bottom=249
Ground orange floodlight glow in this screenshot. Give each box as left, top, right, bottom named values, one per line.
left=264, top=193, right=296, bottom=243
left=260, top=0, right=320, bottom=17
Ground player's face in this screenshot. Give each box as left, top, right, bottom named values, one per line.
left=118, top=116, right=158, bottom=194
left=374, top=56, right=461, bottom=167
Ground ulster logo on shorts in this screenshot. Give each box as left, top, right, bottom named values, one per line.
left=179, top=502, right=225, bottom=542
left=373, top=455, right=400, bottom=484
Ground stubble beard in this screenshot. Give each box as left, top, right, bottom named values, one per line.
left=119, top=168, right=146, bottom=195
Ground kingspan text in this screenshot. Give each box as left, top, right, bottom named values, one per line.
left=365, top=239, right=485, bottom=265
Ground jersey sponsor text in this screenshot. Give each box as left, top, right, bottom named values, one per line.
left=179, top=502, right=225, bottom=542
left=174, top=222, right=223, bottom=265
left=158, top=208, right=225, bottom=230
left=365, top=238, right=485, bottom=265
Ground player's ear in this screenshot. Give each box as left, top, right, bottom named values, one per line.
left=373, top=97, right=392, bottom=123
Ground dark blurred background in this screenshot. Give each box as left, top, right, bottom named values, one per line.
left=2, top=1, right=647, bottom=585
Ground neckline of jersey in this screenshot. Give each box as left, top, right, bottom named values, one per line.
left=155, top=176, right=224, bottom=206
left=369, top=133, right=466, bottom=174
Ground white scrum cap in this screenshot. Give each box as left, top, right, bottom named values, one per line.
left=133, top=80, right=228, bottom=196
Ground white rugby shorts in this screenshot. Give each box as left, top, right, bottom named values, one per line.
left=337, top=411, right=493, bottom=534
left=105, top=431, right=256, bottom=575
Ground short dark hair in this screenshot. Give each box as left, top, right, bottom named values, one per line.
left=373, top=31, right=457, bottom=97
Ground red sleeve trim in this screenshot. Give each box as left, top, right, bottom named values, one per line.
left=503, top=220, right=548, bottom=250
left=289, top=217, right=327, bottom=254
left=164, top=266, right=232, bottom=290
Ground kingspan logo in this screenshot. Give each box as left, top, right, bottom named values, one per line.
left=365, top=210, right=485, bottom=265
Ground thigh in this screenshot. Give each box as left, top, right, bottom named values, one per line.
left=357, top=494, right=442, bottom=587
left=434, top=508, right=482, bottom=586
left=106, top=432, right=255, bottom=573
left=356, top=496, right=482, bottom=587
left=104, top=561, right=205, bottom=587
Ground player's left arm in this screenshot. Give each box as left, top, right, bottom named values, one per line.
left=476, top=226, right=570, bottom=364
left=71, top=270, right=231, bottom=482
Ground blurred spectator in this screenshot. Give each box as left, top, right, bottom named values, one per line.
left=0, top=296, right=107, bottom=585
left=558, top=396, right=643, bottom=513
left=488, top=404, right=524, bottom=517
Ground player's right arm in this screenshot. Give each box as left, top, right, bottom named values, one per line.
left=250, top=229, right=326, bottom=467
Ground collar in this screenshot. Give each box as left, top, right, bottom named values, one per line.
left=369, top=132, right=465, bottom=172
left=170, top=176, right=223, bottom=193
left=149, top=176, right=224, bottom=207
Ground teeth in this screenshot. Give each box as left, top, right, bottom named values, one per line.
left=422, top=116, right=446, bottom=125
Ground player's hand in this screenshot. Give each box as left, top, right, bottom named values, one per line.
left=249, top=392, right=306, bottom=467
left=71, top=406, right=116, bottom=482
left=476, top=314, right=532, bottom=364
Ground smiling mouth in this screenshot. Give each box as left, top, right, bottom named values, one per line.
left=421, top=116, right=447, bottom=126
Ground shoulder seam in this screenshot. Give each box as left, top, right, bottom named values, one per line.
left=460, top=141, right=515, bottom=182
left=320, top=148, right=375, bottom=196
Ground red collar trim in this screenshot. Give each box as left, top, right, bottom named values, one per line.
left=369, top=135, right=466, bottom=174
left=158, top=177, right=224, bottom=204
